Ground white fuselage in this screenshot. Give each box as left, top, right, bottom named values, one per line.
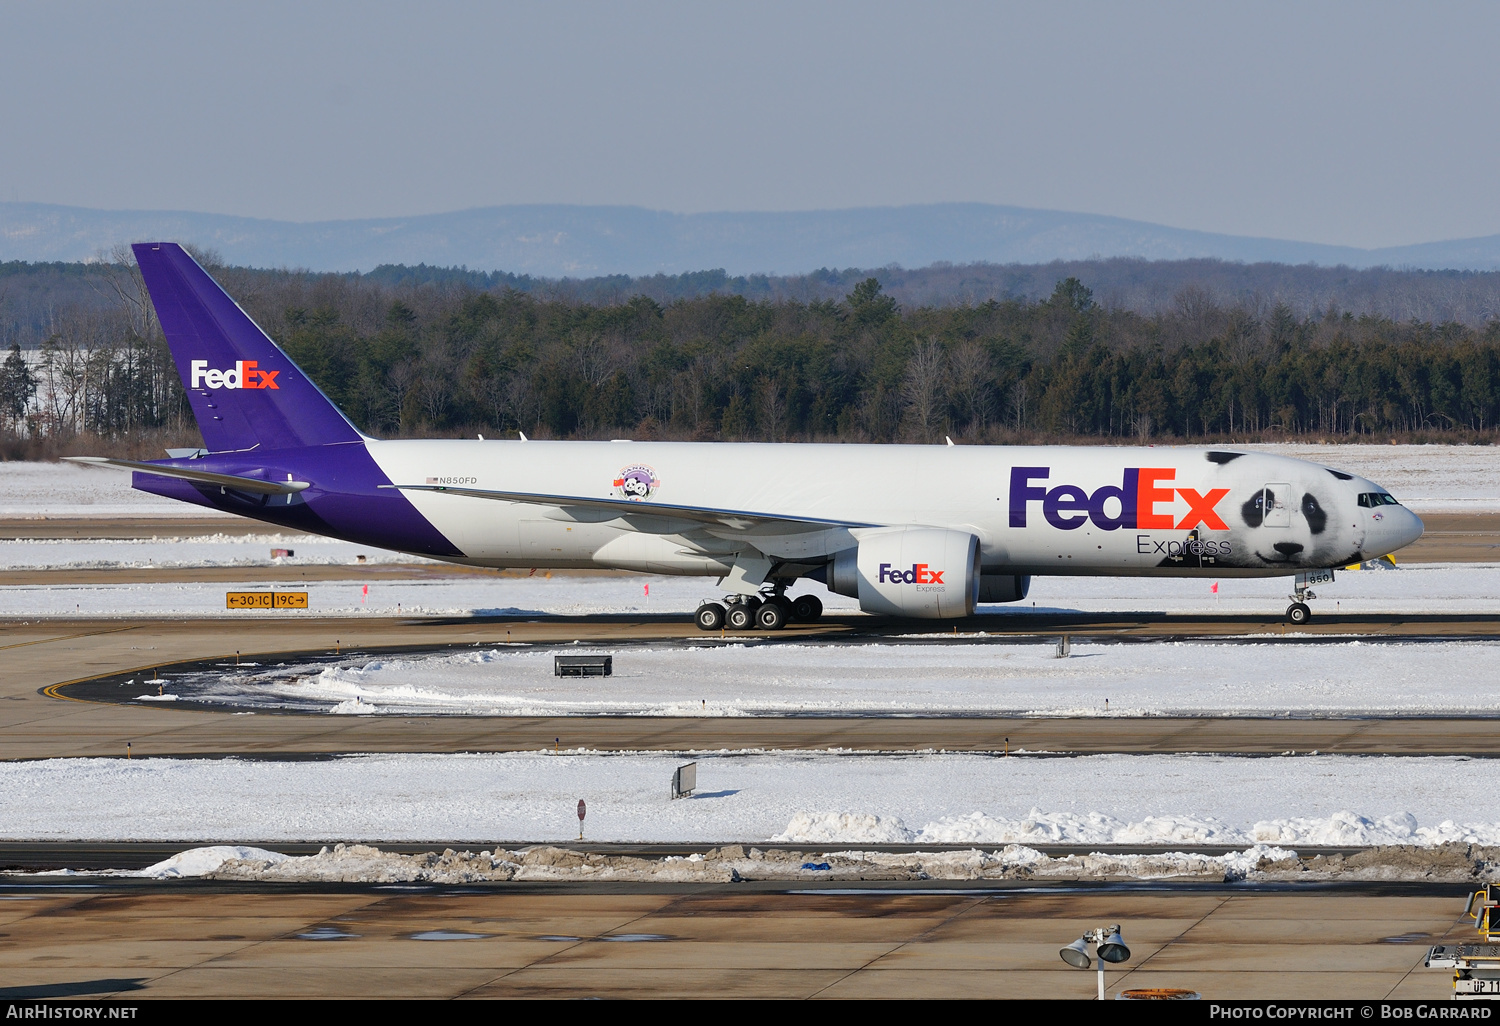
left=364, top=438, right=1423, bottom=579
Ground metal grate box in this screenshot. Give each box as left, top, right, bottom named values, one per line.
left=555, top=655, right=612, bottom=677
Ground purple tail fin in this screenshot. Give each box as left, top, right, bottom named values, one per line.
left=134, top=242, right=362, bottom=452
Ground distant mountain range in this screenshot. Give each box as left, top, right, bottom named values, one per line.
left=4, top=200, right=1500, bottom=276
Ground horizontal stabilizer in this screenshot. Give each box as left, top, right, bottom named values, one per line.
left=64, top=457, right=310, bottom=496
left=382, top=483, right=872, bottom=532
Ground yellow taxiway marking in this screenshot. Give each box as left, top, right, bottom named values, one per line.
left=0, top=624, right=140, bottom=652
left=40, top=652, right=241, bottom=705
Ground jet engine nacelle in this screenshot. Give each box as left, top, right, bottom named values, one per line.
left=825, top=527, right=980, bottom=618
left=978, top=572, right=1031, bottom=603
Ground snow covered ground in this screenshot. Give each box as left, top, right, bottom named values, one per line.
left=1, top=444, right=1497, bottom=518
left=1241, top=443, right=1500, bottom=512
left=0, top=534, right=429, bottom=570
left=4, top=751, right=1499, bottom=847
left=157, top=634, right=1500, bottom=718
left=0, top=568, right=745, bottom=617
left=2, top=560, right=1492, bottom=618
left=0, top=461, right=214, bottom=518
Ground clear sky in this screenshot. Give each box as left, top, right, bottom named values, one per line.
left=1, top=1, right=1495, bottom=249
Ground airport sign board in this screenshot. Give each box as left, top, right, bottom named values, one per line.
left=226, top=591, right=309, bottom=609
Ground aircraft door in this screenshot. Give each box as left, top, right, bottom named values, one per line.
left=1263, top=483, right=1291, bottom=528
left=519, top=519, right=570, bottom=559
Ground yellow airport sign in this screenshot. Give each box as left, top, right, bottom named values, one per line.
left=226, top=591, right=309, bottom=609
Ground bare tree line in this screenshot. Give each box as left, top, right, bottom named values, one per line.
left=4, top=250, right=1500, bottom=459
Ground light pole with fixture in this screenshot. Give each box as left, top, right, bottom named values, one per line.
left=1059, top=924, right=1131, bottom=999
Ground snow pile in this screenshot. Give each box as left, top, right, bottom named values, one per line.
left=1292, top=845, right=1489, bottom=881
left=1250, top=811, right=1500, bottom=846
left=121, top=841, right=1303, bottom=884
left=918, top=810, right=1246, bottom=845
left=138, top=845, right=289, bottom=878
left=775, top=808, right=1500, bottom=848
left=86, top=840, right=1496, bottom=884
left=329, top=697, right=375, bottom=715
left=1026, top=845, right=1303, bottom=882
left=771, top=812, right=916, bottom=844
left=1221, top=846, right=1299, bottom=880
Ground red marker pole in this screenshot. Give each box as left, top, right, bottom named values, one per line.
left=577, top=799, right=586, bottom=841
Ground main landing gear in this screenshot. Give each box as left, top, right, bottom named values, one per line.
left=694, top=590, right=823, bottom=632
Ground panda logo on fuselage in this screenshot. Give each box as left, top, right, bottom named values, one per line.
left=1204, top=452, right=1363, bottom=569
left=613, top=464, right=660, bottom=502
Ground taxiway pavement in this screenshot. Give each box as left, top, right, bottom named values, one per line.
left=5, top=613, right=1500, bottom=760
left=0, top=883, right=1469, bottom=1000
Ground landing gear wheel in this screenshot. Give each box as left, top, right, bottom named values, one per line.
left=791, top=594, right=823, bottom=622
left=755, top=600, right=788, bottom=631
left=725, top=603, right=755, bottom=631
left=695, top=602, right=726, bottom=631
left=1286, top=602, right=1311, bottom=625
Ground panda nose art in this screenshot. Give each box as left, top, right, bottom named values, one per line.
left=1273, top=542, right=1304, bottom=556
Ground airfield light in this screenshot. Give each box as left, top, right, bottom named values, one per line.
left=1059, top=925, right=1132, bottom=999
left=1099, top=927, right=1131, bottom=963
left=1059, top=936, right=1092, bottom=968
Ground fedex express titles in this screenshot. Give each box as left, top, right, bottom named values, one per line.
left=1010, top=466, right=1233, bottom=555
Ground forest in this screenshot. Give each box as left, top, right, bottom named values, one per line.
left=2, top=250, right=1499, bottom=459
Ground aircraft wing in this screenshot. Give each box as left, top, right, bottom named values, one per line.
left=63, top=457, right=310, bottom=496
left=381, top=483, right=875, bottom=532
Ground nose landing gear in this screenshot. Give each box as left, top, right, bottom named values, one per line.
left=1285, top=568, right=1334, bottom=625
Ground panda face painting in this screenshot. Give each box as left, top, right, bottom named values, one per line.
left=1013, top=448, right=1419, bottom=579
left=1301, top=493, right=1329, bottom=535
left=1240, top=488, right=1275, bottom=528
left=1196, top=452, right=1371, bottom=570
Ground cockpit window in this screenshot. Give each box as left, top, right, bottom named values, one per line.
left=1358, top=492, right=1401, bottom=507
